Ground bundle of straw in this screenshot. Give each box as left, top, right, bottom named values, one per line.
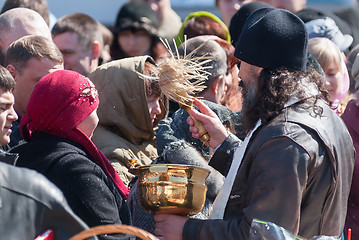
left=156, top=38, right=213, bottom=142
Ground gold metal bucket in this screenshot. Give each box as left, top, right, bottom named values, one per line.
left=134, top=164, right=210, bottom=215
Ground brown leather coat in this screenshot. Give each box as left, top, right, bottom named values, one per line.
left=183, top=99, right=355, bottom=239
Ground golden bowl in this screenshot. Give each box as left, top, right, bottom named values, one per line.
left=135, top=164, right=210, bottom=215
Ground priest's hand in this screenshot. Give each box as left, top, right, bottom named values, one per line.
left=154, top=214, right=188, bottom=240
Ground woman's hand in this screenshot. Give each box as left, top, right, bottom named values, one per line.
left=187, top=99, right=229, bottom=149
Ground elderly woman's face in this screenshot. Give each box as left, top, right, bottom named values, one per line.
left=77, top=109, right=99, bottom=139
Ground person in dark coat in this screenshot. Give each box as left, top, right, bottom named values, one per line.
left=11, top=70, right=133, bottom=240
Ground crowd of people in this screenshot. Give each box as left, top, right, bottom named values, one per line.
left=0, top=0, right=358, bottom=239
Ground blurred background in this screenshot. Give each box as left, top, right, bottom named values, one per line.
left=0, top=0, right=356, bottom=27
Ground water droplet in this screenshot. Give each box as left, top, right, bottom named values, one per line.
left=265, top=224, right=270, bottom=230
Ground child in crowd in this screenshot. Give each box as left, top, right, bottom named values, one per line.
left=308, top=37, right=350, bottom=114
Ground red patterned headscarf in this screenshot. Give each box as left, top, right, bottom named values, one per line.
left=20, top=70, right=129, bottom=199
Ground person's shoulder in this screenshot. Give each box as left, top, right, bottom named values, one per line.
left=47, top=140, right=99, bottom=171
left=35, top=133, right=90, bottom=157
left=251, top=104, right=319, bottom=147
left=12, top=134, right=91, bottom=166
left=0, top=162, right=66, bottom=207
left=256, top=99, right=349, bottom=149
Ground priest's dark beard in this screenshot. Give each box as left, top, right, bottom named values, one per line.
left=240, top=79, right=262, bottom=134
left=240, top=68, right=328, bottom=134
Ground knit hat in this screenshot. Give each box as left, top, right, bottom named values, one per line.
left=21, top=70, right=99, bottom=139
left=20, top=70, right=130, bottom=199
left=234, top=8, right=308, bottom=71
left=306, top=17, right=353, bottom=52
left=229, top=2, right=272, bottom=47
left=114, top=1, right=158, bottom=36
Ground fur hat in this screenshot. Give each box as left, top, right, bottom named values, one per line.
left=234, top=8, right=308, bottom=71
left=114, top=1, right=158, bottom=36
left=306, top=17, right=353, bottom=52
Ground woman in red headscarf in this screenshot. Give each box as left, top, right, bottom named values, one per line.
left=11, top=70, right=131, bottom=240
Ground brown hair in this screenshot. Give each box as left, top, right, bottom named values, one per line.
left=0, top=65, right=15, bottom=92
left=52, top=13, right=103, bottom=51
left=183, top=16, right=226, bottom=41
left=5, top=35, right=63, bottom=73
left=211, top=37, right=236, bottom=72
left=143, top=59, right=167, bottom=126
left=210, top=37, right=242, bottom=111
left=99, top=22, right=113, bottom=47
left=143, top=60, right=161, bottom=98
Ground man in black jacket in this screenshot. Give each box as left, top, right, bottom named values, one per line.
left=154, top=8, right=355, bottom=240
